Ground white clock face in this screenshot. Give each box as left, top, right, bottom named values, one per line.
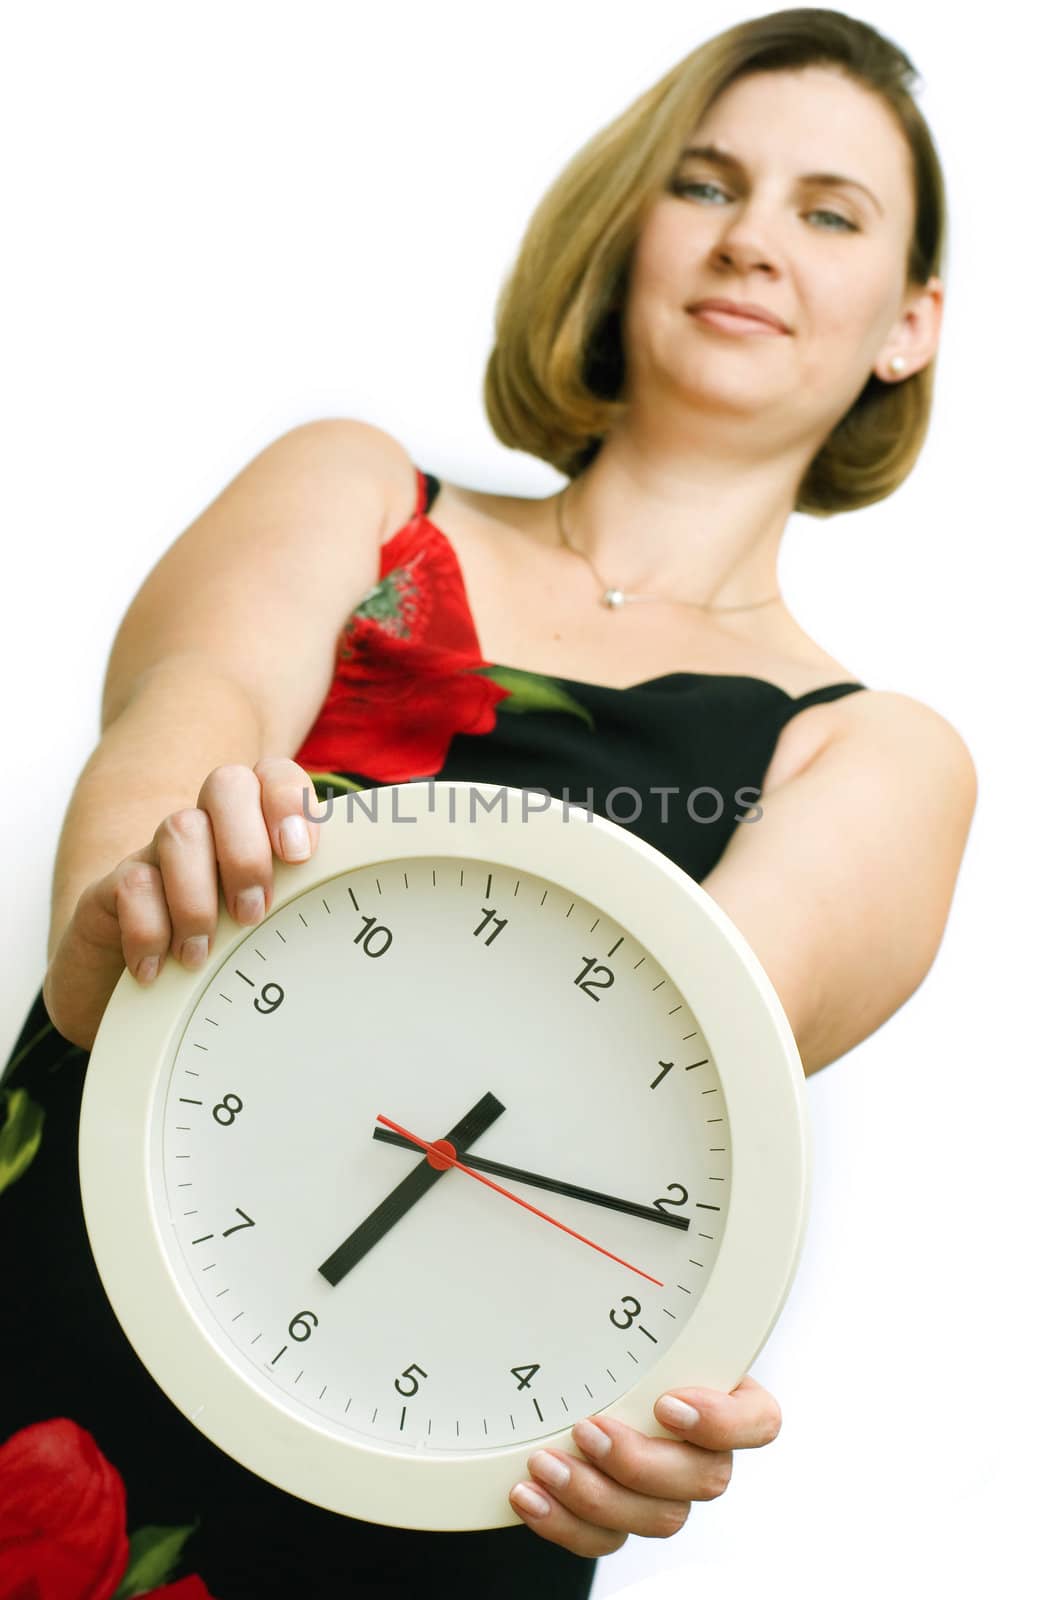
left=154, top=853, right=731, bottom=1456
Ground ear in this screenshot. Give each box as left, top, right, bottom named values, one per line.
left=874, top=273, right=944, bottom=382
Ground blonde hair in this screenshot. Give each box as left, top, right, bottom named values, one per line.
left=482, top=7, right=947, bottom=515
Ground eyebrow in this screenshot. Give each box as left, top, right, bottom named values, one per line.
left=679, top=143, right=884, bottom=217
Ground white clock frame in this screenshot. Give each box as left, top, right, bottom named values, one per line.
left=79, top=779, right=811, bottom=1530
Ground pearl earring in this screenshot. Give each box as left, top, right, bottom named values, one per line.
left=889, top=355, right=907, bottom=374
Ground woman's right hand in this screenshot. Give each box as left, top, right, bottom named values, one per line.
left=42, top=758, right=322, bottom=1052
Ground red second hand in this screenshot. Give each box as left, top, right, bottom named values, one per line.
left=376, top=1113, right=664, bottom=1287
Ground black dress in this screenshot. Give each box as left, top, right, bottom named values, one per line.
left=0, top=467, right=867, bottom=1597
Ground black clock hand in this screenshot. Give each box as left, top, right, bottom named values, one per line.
left=371, top=1126, right=691, bottom=1231
left=317, top=1091, right=506, bottom=1287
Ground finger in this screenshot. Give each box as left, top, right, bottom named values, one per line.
left=100, top=853, right=174, bottom=984
left=196, top=764, right=275, bottom=928
left=253, top=756, right=321, bottom=864
left=653, top=1374, right=783, bottom=1452
left=509, top=1466, right=632, bottom=1557
left=511, top=1437, right=693, bottom=1549
left=151, top=807, right=221, bottom=971
left=556, top=1414, right=732, bottom=1506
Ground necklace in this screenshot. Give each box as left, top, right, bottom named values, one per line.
left=555, top=483, right=783, bottom=613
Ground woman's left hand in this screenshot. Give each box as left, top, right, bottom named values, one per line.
left=508, top=1375, right=782, bottom=1557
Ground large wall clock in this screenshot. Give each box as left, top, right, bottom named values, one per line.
left=79, top=779, right=810, bottom=1530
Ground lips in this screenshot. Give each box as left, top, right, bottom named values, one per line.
left=687, top=297, right=790, bottom=333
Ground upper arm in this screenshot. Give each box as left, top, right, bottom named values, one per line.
left=101, top=418, right=418, bottom=753
left=700, top=692, right=979, bottom=1077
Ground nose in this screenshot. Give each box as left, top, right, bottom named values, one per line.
left=706, top=202, right=783, bottom=277
left=708, top=232, right=780, bottom=276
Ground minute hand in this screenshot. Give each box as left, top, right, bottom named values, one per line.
left=371, top=1127, right=690, bottom=1231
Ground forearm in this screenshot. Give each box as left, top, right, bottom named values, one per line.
left=47, top=656, right=265, bottom=965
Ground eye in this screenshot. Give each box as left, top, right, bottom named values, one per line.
left=806, top=208, right=858, bottom=232
left=672, top=181, right=859, bottom=233
left=672, top=179, right=728, bottom=204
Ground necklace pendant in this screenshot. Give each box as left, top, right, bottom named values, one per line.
left=602, top=588, right=625, bottom=609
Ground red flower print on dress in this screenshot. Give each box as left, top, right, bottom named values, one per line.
left=293, top=516, right=591, bottom=783
left=0, top=1418, right=128, bottom=1600
left=295, top=515, right=510, bottom=782
left=295, top=626, right=512, bottom=783
left=0, top=1418, right=217, bottom=1600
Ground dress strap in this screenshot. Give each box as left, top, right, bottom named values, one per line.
left=413, top=467, right=442, bottom=519
left=791, top=682, right=867, bottom=709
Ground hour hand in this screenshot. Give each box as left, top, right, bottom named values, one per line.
left=371, top=1126, right=690, bottom=1231
left=317, top=1091, right=506, bottom=1287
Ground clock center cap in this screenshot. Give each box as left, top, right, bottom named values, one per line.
left=426, top=1138, right=458, bottom=1172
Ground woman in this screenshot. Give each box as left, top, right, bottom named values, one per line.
left=0, top=8, right=976, bottom=1597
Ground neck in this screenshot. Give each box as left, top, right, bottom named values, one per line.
left=555, top=409, right=809, bottom=610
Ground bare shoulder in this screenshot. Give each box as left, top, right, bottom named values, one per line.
left=812, top=687, right=977, bottom=802
left=763, top=684, right=978, bottom=805
left=704, top=685, right=978, bottom=1077
left=839, top=687, right=974, bottom=756
left=279, top=416, right=420, bottom=536
left=100, top=416, right=421, bottom=746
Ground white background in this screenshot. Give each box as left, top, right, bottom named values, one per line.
left=2, top=3, right=1054, bottom=1596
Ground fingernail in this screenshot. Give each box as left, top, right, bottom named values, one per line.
left=279, top=815, right=310, bottom=861
left=572, top=1419, right=611, bottom=1459
left=136, top=956, right=159, bottom=983
left=528, top=1450, right=569, bottom=1489
left=180, top=936, right=209, bottom=970
left=235, top=887, right=265, bottom=924
left=656, top=1396, right=699, bottom=1430
left=511, top=1482, right=550, bottom=1518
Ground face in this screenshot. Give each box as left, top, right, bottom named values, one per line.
left=619, top=65, right=943, bottom=432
